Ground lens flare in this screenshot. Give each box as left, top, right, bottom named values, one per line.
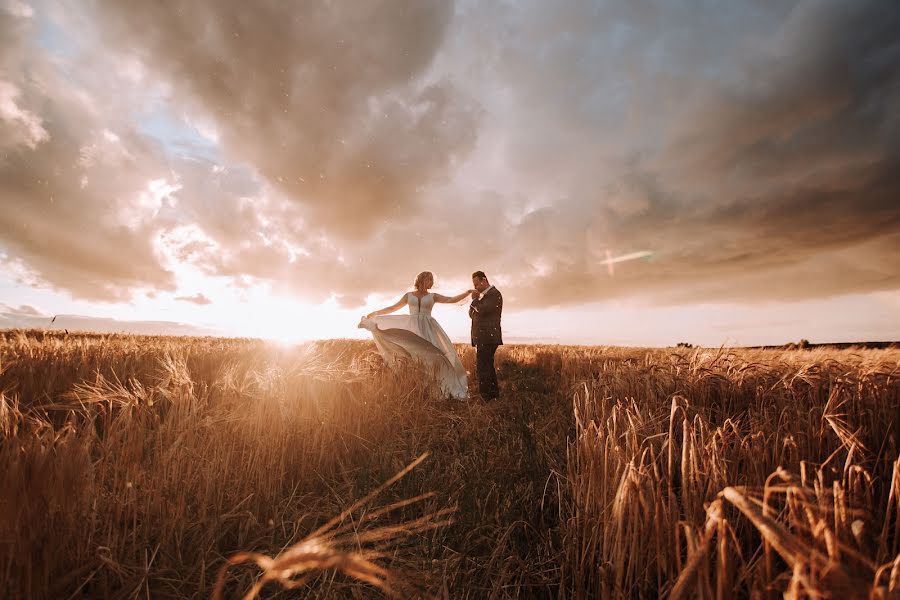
left=602, top=250, right=654, bottom=276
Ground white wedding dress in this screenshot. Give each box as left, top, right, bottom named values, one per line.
left=359, top=293, right=469, bottom=399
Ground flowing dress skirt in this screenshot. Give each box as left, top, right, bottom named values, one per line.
left=359, top=314, right=469, bottom=399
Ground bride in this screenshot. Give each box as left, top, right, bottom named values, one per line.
left=358, top=271, right=472, bottom=399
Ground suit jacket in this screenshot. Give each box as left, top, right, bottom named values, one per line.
left=469, top=287, right=503, bottom=346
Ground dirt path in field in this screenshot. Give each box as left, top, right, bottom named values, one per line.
left=409, top=355, right=575, bottom=596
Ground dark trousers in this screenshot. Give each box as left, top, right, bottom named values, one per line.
left=475, top=344, right=499, bottom=399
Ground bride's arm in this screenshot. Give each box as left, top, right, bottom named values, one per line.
left=365, top=295, right=408, bottom=319
left=433, top=290, right=476, bottom=304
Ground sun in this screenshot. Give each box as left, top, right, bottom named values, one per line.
left=260, top=326, right=310, bottom=346
left=236, top=304, right=313, bottom=345
left=170, top=271, right=371, bottom=344
left=210, top=290, right=367, bottom=344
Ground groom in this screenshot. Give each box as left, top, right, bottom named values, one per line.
left=469, top=271, right=502, bottom=400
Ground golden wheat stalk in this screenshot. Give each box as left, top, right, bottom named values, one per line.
left=212, top=453, right=454, bottom=599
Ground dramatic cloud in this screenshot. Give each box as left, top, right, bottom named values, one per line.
left=439, top=0, right=900, bottom=307
left=2, top=0, right=899, bottom=315
left=94, top=0, right=478, bottom=238
left=0, top=6, right=178, bottom=301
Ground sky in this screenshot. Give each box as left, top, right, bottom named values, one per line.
left=1, top=0, right=899, bottom=346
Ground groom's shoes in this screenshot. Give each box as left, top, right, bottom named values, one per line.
left=467, top=388, right=500, bottom=402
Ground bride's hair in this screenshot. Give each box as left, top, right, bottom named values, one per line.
left=414, top=271, right=433, bottom=292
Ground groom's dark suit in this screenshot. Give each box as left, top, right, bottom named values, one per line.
left=469, top=286, right=502, bottom=399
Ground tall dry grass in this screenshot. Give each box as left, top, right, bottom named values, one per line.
left=563, top=346, right=900, bottom=598
left=0, top=330, right=898, bottom=598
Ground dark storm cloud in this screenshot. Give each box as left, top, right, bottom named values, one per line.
left=93, top=0, right=478, bottom=238
left=650, top=0, right=900, bottom=303
left=444, top=0, right=900, bottom=308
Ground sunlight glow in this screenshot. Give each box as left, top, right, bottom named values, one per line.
left=210, top=288, right=366, bottom=344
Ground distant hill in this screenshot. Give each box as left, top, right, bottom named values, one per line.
left=767, top=340, right=900, bottom=350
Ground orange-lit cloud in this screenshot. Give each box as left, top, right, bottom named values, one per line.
left=0, top=7, right=177, bottom=300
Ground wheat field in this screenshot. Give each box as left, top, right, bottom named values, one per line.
left=1, top=330, right=899, bottom=599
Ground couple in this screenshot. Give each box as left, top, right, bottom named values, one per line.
left=358, top=270, right=502, bottom=400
